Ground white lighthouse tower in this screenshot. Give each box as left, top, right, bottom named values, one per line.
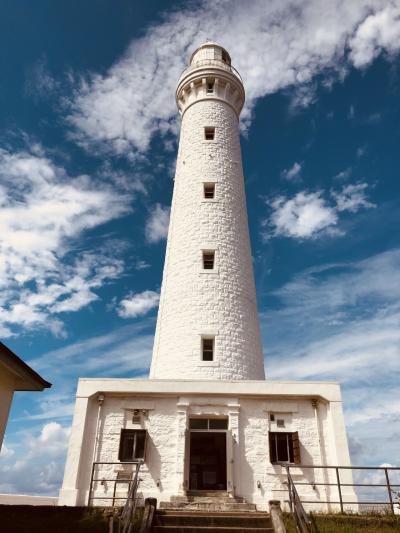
left=150, top=42, right=265, bottom=381
left=59, top=43, right=355, bottom=513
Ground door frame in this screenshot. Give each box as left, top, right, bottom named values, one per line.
left=186, top=418, right=234, bottom=494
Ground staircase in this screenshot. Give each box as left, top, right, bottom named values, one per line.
left=152, top=511, right=273, bottom=533
left=153, top=493, right=274, bottom=532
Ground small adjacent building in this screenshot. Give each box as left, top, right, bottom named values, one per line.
left=0, top=342, right=51, bottom=450
left=59, top=42, right=356, bottom=511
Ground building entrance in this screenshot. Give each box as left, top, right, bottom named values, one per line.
left=189, top=431, right=227, bottom=491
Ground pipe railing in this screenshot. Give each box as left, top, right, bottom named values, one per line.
left=286, top=467, right=317, bottom=533
left=278, top=464, right=400, bottom=515
left=88, top=461, right=143, bottom=507
left=119, top=461, right=143, bottom=533
left=179, top=59, right=243, bottom=82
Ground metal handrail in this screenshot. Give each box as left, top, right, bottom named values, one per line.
left=278, top=464, right=400, bottom=515
left=285, top=466, right=317, bottom=533
left=119, top=461, right=143, bottom=533
left=179, top=59, right=243, bottom=83
left=88, top=461, right=144, bottom=506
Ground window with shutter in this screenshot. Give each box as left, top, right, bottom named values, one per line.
left=268, top=431, right=301, bottom=464
left=118, top=429, right=147, bottom=461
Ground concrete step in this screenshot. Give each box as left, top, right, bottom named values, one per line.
left=171, top=495, right=245, bottom=504
left=159, top=502, right=257, bottom=511
left=154, top=511, right=271, bottom=528
left=152, top=526, right=274, bottom=533
left=187, top=491, right=229, bottom=497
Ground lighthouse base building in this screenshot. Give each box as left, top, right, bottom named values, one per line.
left=59, top=42, right=356, bottom=511
left=59, top=379, right=355, bottom=510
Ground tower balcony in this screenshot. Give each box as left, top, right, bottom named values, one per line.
left=179, top=58, right=243, bottom=84
left=176, top=42, right=245, bottom=117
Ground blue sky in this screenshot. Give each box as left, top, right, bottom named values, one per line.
left=0, top=0, right=399, bottom=495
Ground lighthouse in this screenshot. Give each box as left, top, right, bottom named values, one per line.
left=59, top=43, right=355, bottom=512
left=150, top=42, right=264, bottom=381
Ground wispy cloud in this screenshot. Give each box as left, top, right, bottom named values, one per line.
left=135, top=260, right=151, bottom=270
left=332, top=183, right=376, bottom=213
left=24, top=56, right=59, bottom=102
left=281, top=161, right=302, bottom=182
left=264, top=183, right=375, bottom=239
left=17, top=322, right=154, bottom=425
left=261, top=248, right=400, bottom=465
left=30, top=322, right=154, bottom=379
left=0, top=146, right=132, bottom=337
left=333, top=167, right=352, bottom=181
left=67, top=0, right=400, bottom=156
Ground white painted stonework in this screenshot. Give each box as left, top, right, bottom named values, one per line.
left=150, top=41, right=264, bottom=380
left=59, top=43, right=356, bottom=511
left=59, top=380, right=355, bottom=510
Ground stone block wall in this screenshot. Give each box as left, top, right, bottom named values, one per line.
left=150, top=99, right=265, bottom=381
left=74, top=394, right=350, bottom=511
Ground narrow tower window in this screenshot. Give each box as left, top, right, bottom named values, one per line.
left=204, top=127, right=215, bottom=140
left=202, top=337, right=214, bottom=361
left=204, top=183, right=215, bottom=199
left=206, top=79, right=214, bottom=94
left=202, top=251, right=215, bottom=269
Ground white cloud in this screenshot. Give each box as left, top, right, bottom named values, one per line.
left=281, top=161, right=302, bottom=182
left=0, top=445, right=14, bottom=459
left=67, top=0, right=400, bottom=156
left=118, top=290, right=160, bottom=319
left=0, top=147, right=131, bottom=336
left=145, top=204, right=170, bottom=243
left=267, top=191, right=338, bottom=239
left=332, top=183, right=376, bottom=212
left=135, top=260, right=151, bottom=270
left=0, top=422, right=70, bottom=495
left=268, top=311, right=400, bottom=384
left=30, top=322, right=154, bottom=378
left=261, top=248, right=400, bottom=467
left=12, top=323, right=154, bottom=428
left=333, top=167, right=352, bottom=180
left=349, top=3, right=400, bottom=68
left=265, top=183, right=374, bottom=239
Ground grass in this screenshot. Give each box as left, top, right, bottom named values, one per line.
left=283, top=512, right=400, bottom=532
left=0, top=505, right=110, bottom=533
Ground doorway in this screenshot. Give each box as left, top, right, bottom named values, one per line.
left=189, top=431, right=227, bottom=491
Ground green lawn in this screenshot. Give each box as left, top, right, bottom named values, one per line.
left=283, top=512, right=400, bottom=532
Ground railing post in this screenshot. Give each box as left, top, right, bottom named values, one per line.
left=269, top=500, right=287, bottom=533
left=384, top=468, right=394, bottom=515
left=88, top=462, right=96, bottom=507
left=335, top=467, right=343, bottom=513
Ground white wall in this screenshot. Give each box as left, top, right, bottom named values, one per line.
left=150, top=99, right=265, bottom=381
left=150, top=42, right=264, bottom=381
left=59, top=385, right=355, bottom=511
